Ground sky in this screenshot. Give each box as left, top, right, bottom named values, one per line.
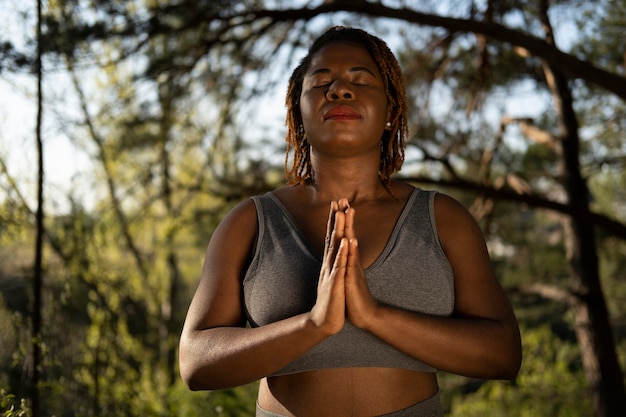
left=0, top=1, right=579, bottom=213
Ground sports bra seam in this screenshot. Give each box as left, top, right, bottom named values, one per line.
left=266, top=188, right=422, bottom=273
left=427, top=191, right=454, bottom=282
left=267, top=192, right=321, bottom=261
left=367, top=187, right=421, bottom=271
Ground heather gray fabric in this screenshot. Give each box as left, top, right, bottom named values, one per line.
left=244, top=188, right=454, bottom=375
left=255, top=391, right=444, bottom=416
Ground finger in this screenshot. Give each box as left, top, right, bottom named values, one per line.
left=325, top=207, right=346, bottom=268
left=330, top=210, right=346, bottom=249
left=338, top=197, right=350, bottom=212
left=344, top=207, right=356, bottom=240
left=333, top=237, right=349, bottom=271
left=323, top=201, right=339, bottom=259
left=347, top=238, right=360, bottom=268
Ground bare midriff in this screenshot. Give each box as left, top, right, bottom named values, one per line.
left=257, top=368, right=438, bottom=416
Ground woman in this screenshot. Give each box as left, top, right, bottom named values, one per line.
left=179, top=26, right=522, bottom=416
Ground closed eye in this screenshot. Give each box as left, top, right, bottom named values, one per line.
left=351, top=73, right=378, bottom=86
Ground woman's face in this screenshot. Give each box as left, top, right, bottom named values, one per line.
left=299, top=42, right=389, bottom=158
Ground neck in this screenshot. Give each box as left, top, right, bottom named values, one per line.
left=307, top=153, right=389, bottom=203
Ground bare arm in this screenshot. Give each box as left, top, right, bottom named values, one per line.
left=179, top=199, right=350, bottom=390
left=344, top=193, right=522, bottom=379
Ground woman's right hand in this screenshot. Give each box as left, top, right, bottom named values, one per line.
left=180, top=197, right=344, bottom=390
left=308, top=199, right=350, bottom=335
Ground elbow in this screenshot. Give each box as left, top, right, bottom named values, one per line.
left=178, top=338, right=212, bottom=391
left=181, top=369, right=236, bottom=392
left=506, top=328, right=523, bottom=379
left=472, top=327, right=522, bottom=380
left=183, top=376, right=207, bottom=392
left=179, top=339, right=232, bottom=391
left=496, top=355, right=522, bottom=380
left=179, top=362, right=202, bottom=391
left=179, top=353, right=215, bottom=391
left=474, top=350, right=521, bottom=381
left=492, top=319, right=523, bottom=380
left=504, top=343, right=523, bottom=380
left=492, top=335, right=523, bottom=380
left=179, top=347, right=201, bottom=391
left=181, top=375, right=201, bottom=392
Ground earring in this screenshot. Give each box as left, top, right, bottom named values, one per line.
left=385, top=122, right=391, bottom=128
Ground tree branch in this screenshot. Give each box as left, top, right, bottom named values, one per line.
left=398, top=174, right=626, bottom=240
left=515, top=282, right=579, bottom=305
left=237, top=1, right=626, bottom=100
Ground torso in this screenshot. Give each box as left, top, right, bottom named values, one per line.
left=256, top=182, right=440, bottom=416
left=258, top=368, right=438, bottom=416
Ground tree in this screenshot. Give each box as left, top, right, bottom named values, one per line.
left=31, top=1, right=44, bottom=415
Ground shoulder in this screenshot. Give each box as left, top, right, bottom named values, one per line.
left=217, top=197, right=258, bottom=232
left=208, top=197, right=259, bottom=255
left=432, top=192, right=470, bottom=219
left=432, top=192, right=485, bottom=250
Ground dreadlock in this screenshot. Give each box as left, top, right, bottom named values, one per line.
left=284, top=26, right=408, bottom=192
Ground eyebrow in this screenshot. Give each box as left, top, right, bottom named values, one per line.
left=308, top=66, right=378, bottom=78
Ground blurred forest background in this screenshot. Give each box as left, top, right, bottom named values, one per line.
left=0, top=0, right=625, bottom=416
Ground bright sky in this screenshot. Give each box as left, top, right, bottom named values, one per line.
left=0, top=3, right=77, bottom=210
left=1, top=1, right=577, bottom=214
left=0, top=70, right=94, bottom=211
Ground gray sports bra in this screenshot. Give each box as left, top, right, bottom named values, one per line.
left=243, top=187, right=454, bottom=375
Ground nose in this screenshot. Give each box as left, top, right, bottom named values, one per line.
left=325, top=80, right=353, bottom=100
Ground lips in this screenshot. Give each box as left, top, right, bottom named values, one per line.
left=323, top=105, right=361, bottom=121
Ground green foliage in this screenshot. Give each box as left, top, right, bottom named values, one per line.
left=0, top=390, right=30, bottom=417
left=166, top=382, right=258, bottom=417
left=442, top=326, right=592, bottom=417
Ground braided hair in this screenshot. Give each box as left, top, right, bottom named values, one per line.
left=284, top=26, right=408, bottom=191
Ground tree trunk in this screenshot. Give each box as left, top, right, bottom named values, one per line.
left=158, top=75, right=182, bottom=387
left=31, top=0, right=44, bottom=415
left=538, top=2, right=626, bottom=414
left=554, top=87, right=626, bottom=415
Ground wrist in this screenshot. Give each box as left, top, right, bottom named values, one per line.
left=304, top=311, right=343, bottom=338
left=351, top=300, right=382, bottom=331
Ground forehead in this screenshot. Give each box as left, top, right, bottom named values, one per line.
left=306, top=41, right=380, bottom=75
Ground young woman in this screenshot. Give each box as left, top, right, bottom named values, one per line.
left=179, top=26, right=522, bottom=417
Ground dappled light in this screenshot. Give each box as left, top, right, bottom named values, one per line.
left=1, top=1, right=625, bottom=416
